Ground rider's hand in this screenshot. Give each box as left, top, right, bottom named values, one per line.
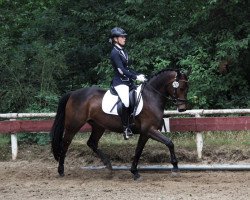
left=136, top=74, right=147, bottom=82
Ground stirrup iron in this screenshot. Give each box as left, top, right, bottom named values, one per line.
left=123, top=127, right=133, bottom=140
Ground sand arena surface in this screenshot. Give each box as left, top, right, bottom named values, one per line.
left=0, top=159, right=249, bottom=200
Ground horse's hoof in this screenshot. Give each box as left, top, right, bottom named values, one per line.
left=133, top=173, right=141, bottom=181
left=59, top=172, right=65, bottom=177
left=102, top=158, right=112, bottom=170
left=171, top=169, right=180, bottom=177
left=106, top=164, right=113, bottom=171
left=134, top=176, right=143, bottom=181
left=58, top=168, right=65, bottom=177
left=105, top=170, right=114, bottom=180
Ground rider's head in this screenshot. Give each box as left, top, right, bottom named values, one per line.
left=110, top=27, right=127, bottom=47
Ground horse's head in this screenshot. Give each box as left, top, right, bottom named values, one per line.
left=166, top=70, right=189, bottom=112
left=145, top=69, right=189, bottom=112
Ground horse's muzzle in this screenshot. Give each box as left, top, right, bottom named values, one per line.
left=174, top=98, right=187, bottom=112
left=177, top=101, right=187, bottom=112
left=178, top=108, right=186, bottom=112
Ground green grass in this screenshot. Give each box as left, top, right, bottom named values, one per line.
left=72, top=131, right=250, bottom=151
left=0, top=135, right=10, bottom=146
left=0, top=135, right=11, bottom=160
left=70, top=131, right=250, bottom=163
left=1, top=131, right=249, bottom=150
left=0, top=131, right=249, bottom=162
left=203, top=131, right=250, bottom=148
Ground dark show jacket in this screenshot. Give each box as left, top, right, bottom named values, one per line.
left=110, top=45, right=138, bottom=87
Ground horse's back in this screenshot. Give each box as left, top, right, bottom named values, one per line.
left=70, top=86, right=106, bottom=103
left=65, top=86, right=106, bottom=125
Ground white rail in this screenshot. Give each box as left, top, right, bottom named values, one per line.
left=0, top=113, right=56, bottom=118
left=164, top=109, right=250, bottom=116
left=1, top=109, right=250, bottom=119
left=81, top=164, right=250, bottom=171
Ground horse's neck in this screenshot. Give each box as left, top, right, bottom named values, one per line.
left=148, top=71, right=173, bottom=95
left=144, top=72, right=173, bottom=110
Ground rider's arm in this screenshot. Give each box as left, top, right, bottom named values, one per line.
left=111, top=51, right=137, bottom=80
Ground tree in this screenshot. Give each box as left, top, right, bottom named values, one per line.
left=0, top=0, right=249, bottom=113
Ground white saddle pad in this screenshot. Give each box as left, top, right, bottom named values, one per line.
left=102, top=85, right=143, bottom=116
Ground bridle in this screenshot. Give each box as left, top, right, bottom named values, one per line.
left=169, top=80, right=188, bottom=106
left=145, top=70, right=188, bottom=105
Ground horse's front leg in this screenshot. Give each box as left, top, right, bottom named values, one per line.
left=148, top=128, right=179, bottom=173
left=130, top=134, right=149, bottom=180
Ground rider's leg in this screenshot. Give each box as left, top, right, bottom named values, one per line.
left=121, top=104, right=133, bottom=139
left=114, top=84, right=133, bottom=139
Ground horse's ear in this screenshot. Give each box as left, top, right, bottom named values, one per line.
left=176, top=69, right=181, bottom=76
left=182, top=68, right=191, bottom=76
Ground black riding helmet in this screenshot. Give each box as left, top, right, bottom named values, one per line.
left=110, top=27, right=127, bottom=38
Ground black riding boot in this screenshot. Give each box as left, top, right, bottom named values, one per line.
left=121, top=105, right=133, bottom=140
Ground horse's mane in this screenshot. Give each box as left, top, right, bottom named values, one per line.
left=147, top=68, right=180, bottom=83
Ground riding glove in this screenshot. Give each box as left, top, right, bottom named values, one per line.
left=136, top=74, right=147, bottom=82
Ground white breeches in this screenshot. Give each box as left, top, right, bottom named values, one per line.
left=114, top=84, right=129, bottom=108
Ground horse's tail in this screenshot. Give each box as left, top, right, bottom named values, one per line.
left=50, top=92, right=71, bottom=161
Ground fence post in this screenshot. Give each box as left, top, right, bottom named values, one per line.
left=161, top=118, right=170, bottom=132
left=195, top=114, right=203, bottom=159
left=10, top=119, right=18, bottom=160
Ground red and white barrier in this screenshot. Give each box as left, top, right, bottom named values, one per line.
left=0, top=109, right=250, bottom=160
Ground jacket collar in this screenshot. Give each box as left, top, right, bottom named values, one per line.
left=114, top=44, right=128, bottom=60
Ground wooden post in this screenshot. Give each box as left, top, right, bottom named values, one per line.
left=10, top=119, right=18, bottom=160
left=195, top=114, right=203, bottom=159
left=161, top=118, right=170, bottom=132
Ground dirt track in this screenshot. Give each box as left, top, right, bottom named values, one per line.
left=0, top=159, right=249, bottom=200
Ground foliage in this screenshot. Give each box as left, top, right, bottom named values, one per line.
left=17, top=133, right=50, bottom=145
left=0, top=0, right=249, bottom=114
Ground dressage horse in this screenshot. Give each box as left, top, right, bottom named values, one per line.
left=50, top=68, right=188, bottom=180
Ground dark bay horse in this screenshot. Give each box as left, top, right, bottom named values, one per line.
left=50, top=68, right=188, bottom=180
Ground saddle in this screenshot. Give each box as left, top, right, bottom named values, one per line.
left=101, top=85, right=144, bottom=116
left=109, top=85, right=137, bottom=115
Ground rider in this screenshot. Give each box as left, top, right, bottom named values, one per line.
left=109, top=27, right=146, bottom=140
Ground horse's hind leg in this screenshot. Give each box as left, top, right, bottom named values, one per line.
left=58, top=128, right=79, bottom=176
left=87, top=124, right=112, bottom=170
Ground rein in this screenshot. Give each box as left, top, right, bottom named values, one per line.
left=133, top=70, right=188, bottom=116
left=145, top=78, right=188, bottom=105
